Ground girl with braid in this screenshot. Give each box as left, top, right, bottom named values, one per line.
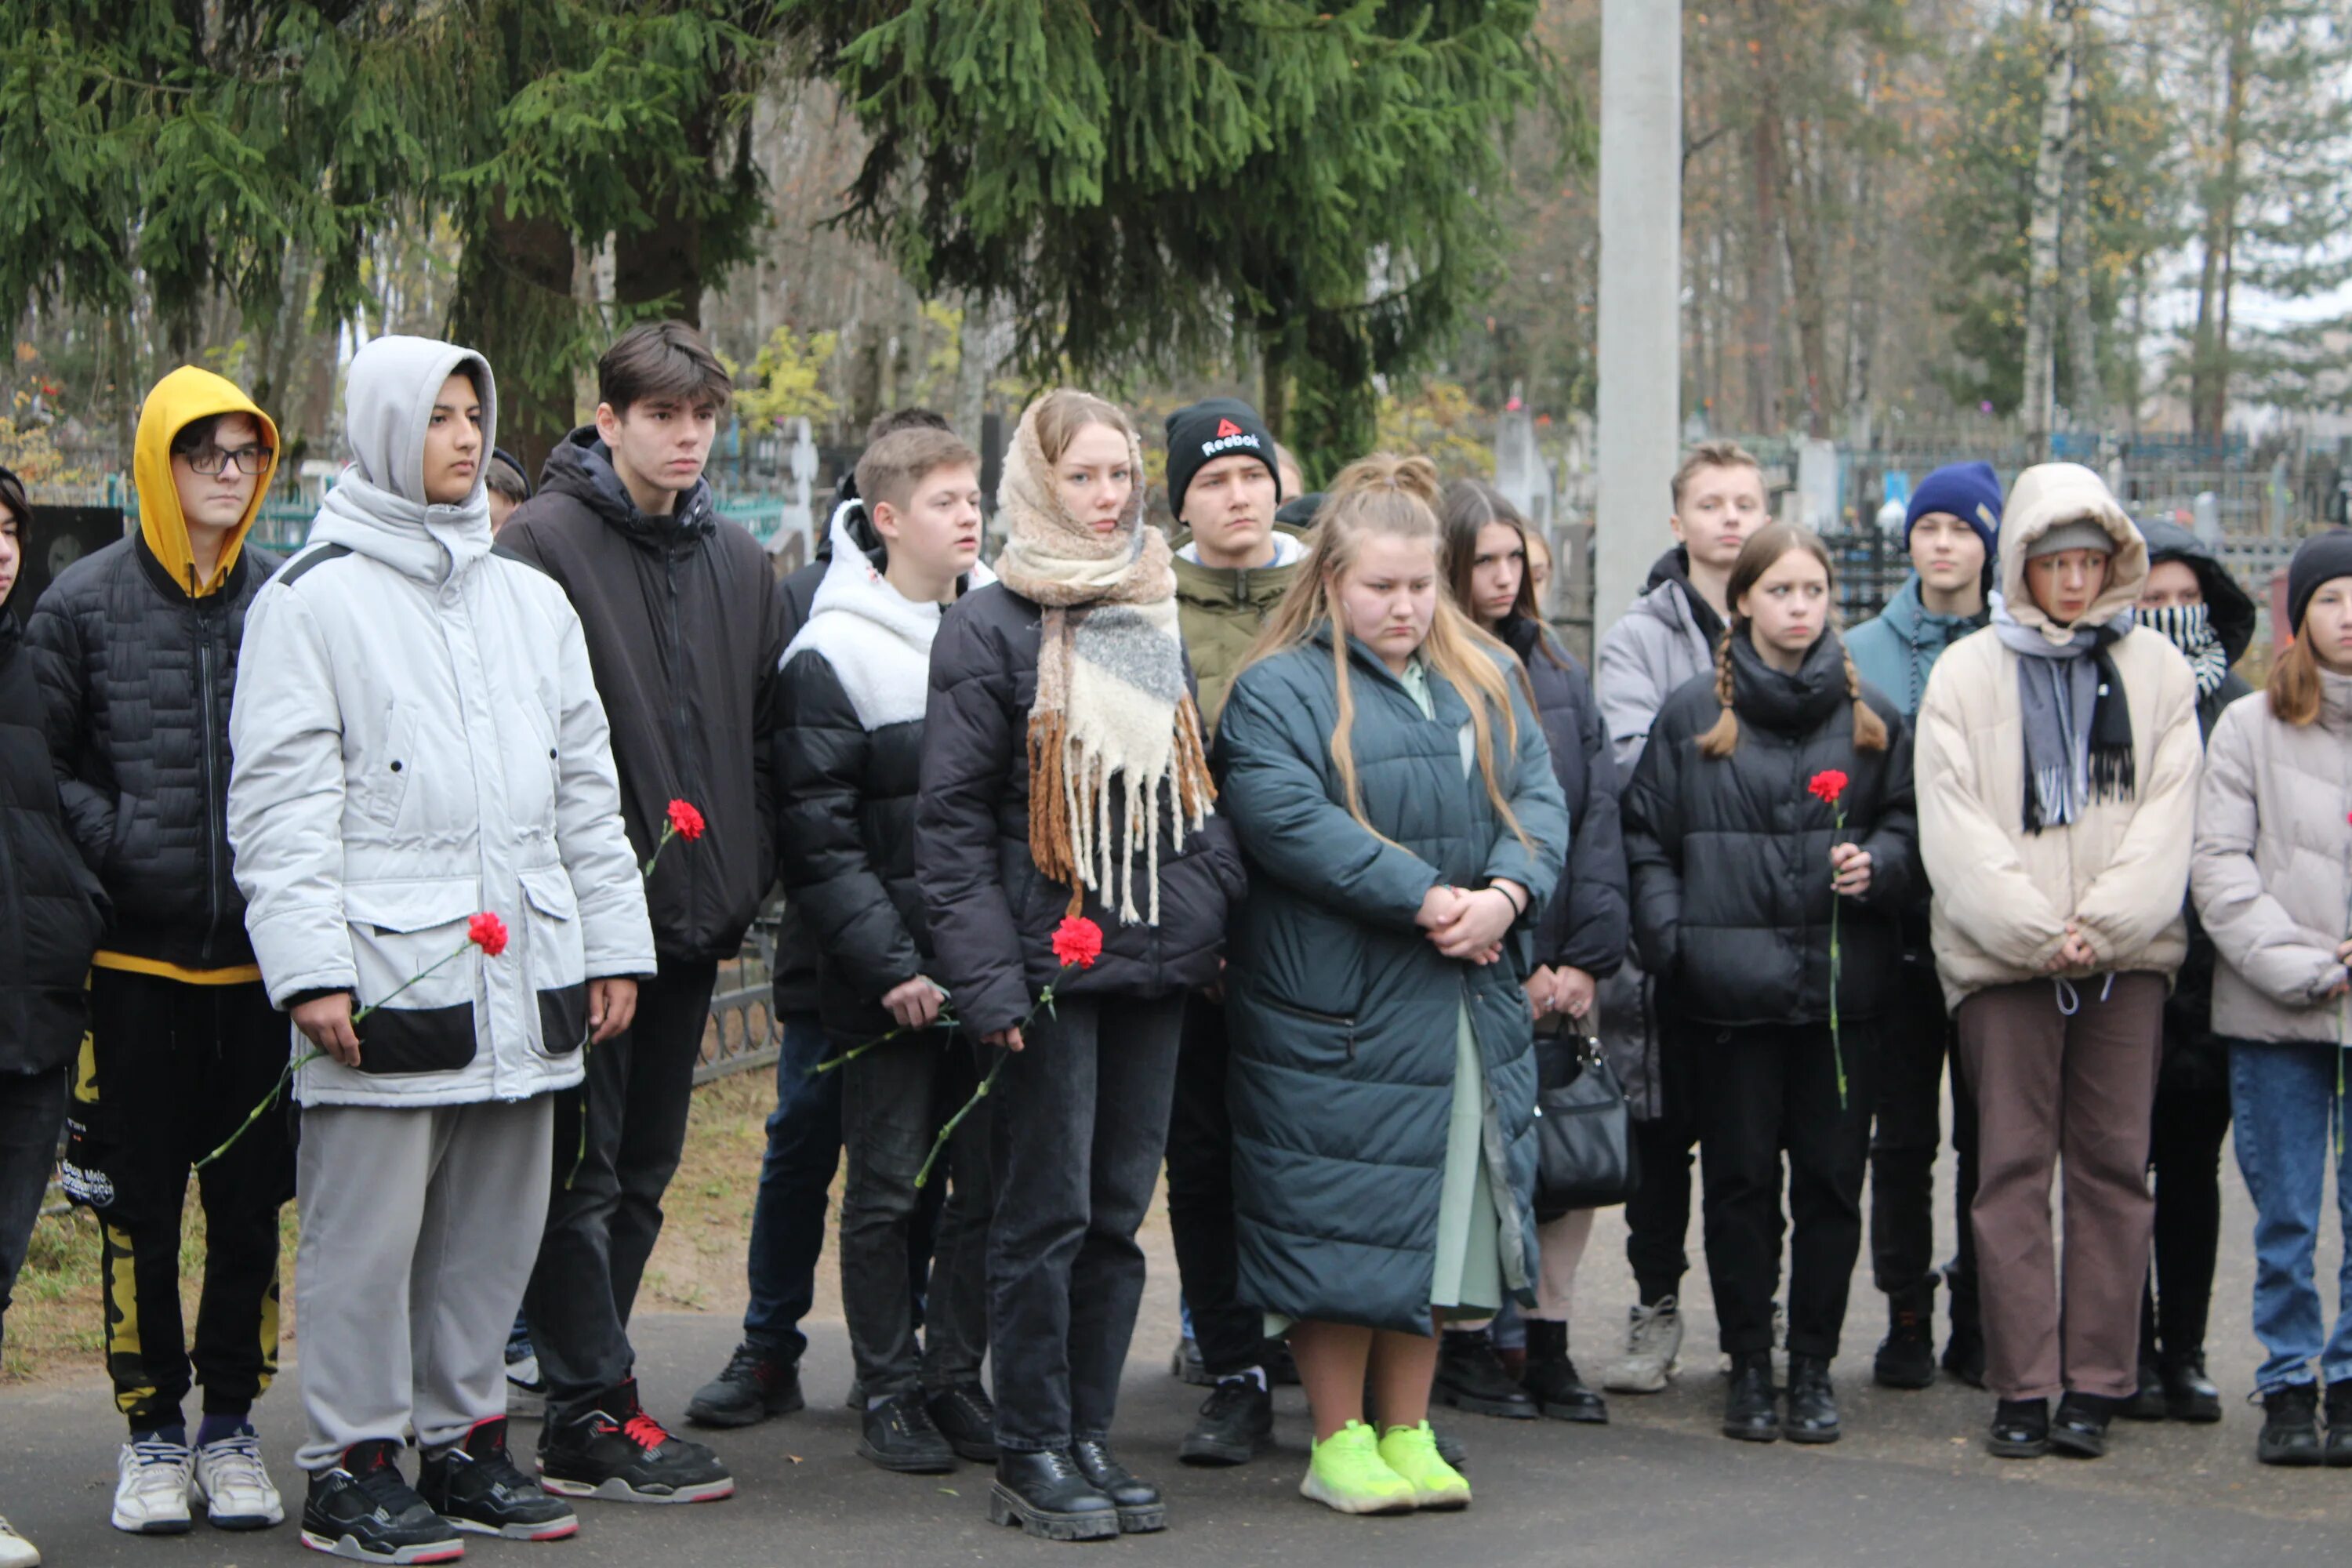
left=1621, top=523, right=1917, bottom=1447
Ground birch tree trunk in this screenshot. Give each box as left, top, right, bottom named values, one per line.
left=2021, top=0, right=2079, bottom=463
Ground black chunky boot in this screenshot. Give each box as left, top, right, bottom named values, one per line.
left=1783, top=1353, right=1840, bottom=1444
left=2048, top=1392, right=2113, bottom=1459
left=1521, top=1320, right=1607, bottom=1424
left=1433, top=1327, right=1537, bottom=1420
left=2118, top=1360, right=2167, bottom=1422
left=989, top=1450, right=1120, bottom=1541
left=1872, top=1277, right=1937, bottom=1391
left=2161, top=1353, right=2223, bottom=1425
left=1721, top=1352, right=1780, bottom=1443
left=1987, top=1398, right=2049, bottom=1459
left=2325, top=1380, right=2352, bottom=1468
left=1070, top=1440, right=1165, bottom=1534
left=2258, top=1383, right=2324, bottom=1468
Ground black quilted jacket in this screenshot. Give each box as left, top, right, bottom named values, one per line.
left=26, top=532, right=278, bottom=970
left=0, top=604, right=107, bottom=1073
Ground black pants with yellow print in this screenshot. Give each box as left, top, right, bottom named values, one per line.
left=64, top=969, right=295, bottom=1435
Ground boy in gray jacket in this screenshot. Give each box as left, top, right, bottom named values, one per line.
left=228, top=337, right=656, bottom=1562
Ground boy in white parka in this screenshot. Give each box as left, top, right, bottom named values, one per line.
left=228, top=338, right=655, bottom=1563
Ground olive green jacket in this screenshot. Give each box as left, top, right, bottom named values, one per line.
left=1171, top=525, right=1307, bottom=734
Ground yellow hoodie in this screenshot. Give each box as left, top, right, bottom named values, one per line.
left=89, top=368, right=282, bottom=985
left=131, top=366, right=281, bottom=600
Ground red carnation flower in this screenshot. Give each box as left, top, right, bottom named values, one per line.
left=1051, top=916, right=1105, bottom=970
left=468, top=912, right=510, bottom=958
left=666, top=799, right=706, bottom=841
left=1808, top=769, right=1849, bottom=807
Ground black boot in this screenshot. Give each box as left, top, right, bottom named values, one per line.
left=2258, top=1383, right=2324, bottom=1468
left=989, top=1450, right=1120, bottom=1541
left=2048, top=1392, right=2113, bottom=1459
left=1722, top=1352, right=1780, bottom=1443
left=1872, top=1277, right=1937, bottom=1391
left=1784, top=1353, right=1840, bottom=1444
left=1940, top=1263, right=1986, bottom=1388
left=2325, top=1379, right=2352, bottom=1468
left=1433, top=1328, right=1537, bottom=1420
left=857, top=1390, right=957, bottom=1475
left=2161, top=1353, right=2223, bottom=1425
left=1987, top=1398, right=2049, bottom=1459
left=2119, top=1359, right=2168, bottom=1421
left=1521, top=1320, right=1607, bottom=1424
left=1070, top=1439, right=1165, bottom=1534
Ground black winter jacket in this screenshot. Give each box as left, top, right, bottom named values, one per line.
left=916, top=582, right=1246, bottom=1036
left=499, top=430, right=784, bottom=964
left=0, top=605, right=107, bottom=1074
left=27, top=532, right=279, bottom=970
left=1622, top=631, right=1917, bottom=1029
left=1497, top=615, right=1628, bottom=980
left=768, top=552, right=827, bottom=1017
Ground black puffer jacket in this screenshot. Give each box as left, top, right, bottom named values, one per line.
left=0, top=604, right=107, bottom=1074
left=27, top=532, right=279, bottom=969
left=1623, top=630, right=1917, bottom=1029
left=1497, top=615, right=1628, bottom=980
left=499, top=429, right=784, bottom=964
left=916, top=582, right=1247, bottom=1036
left=778, top=510, right=986, bottom=1040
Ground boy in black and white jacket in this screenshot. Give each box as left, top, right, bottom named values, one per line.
left=777, top=427, right=997, bottom=1473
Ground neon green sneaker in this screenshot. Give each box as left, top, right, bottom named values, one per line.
left=1300, top=1421, right=1417, bottom=1515
left=1378, top=1421, right=1471, bottom=1510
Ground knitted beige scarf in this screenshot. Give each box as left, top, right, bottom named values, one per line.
left=993, top=401, right=1215, bottom=924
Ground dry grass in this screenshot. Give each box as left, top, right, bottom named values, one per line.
left=0, top=1065, right=816, bottom=1388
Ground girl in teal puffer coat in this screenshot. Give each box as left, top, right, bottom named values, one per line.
left=1214, top=456, right=1568, bottom=1518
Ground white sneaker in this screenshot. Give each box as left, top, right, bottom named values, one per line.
left=1602, top=1296, right=1685, bottom=1394
left=0, top=1511, right=41, bottom=1568
left=506, top=1348, right=547, bottom=1421
left=111, top=1439, right=194, bottom=1534
left=191, top=1428, right=285, bottom=1530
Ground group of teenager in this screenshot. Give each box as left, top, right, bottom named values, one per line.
left=1, top=323, right=2350, bottom=1565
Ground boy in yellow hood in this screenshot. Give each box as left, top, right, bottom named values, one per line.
left=25, top=366, right=295, bottom=1537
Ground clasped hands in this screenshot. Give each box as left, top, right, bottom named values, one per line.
left=1417, top=880, right=1528, bottom=968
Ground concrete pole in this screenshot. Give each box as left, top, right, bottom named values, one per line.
left=1595, top=0, right=1682, bottom=638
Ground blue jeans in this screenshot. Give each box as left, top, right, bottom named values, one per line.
left=2228, top=1038, right=2352, bottom=1392
left=739, top=1012, right=840, bottom=1363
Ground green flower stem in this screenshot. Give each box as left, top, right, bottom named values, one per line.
left=808, top=1007, right=963, bottom=1077
left=912, top=973, right=1076, bottom=1191
left=1830, top=807, right=1849, bottom=1112
left=640, top=822, right=681, bottom=880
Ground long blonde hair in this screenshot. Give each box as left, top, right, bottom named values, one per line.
left=1240, top=454, right=1532, bottom=851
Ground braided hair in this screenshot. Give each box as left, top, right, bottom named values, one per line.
left=1696, top=522, right=1889, bottom=759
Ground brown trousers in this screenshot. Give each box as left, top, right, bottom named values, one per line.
left=1956, top=974, right=2164, bottom=1403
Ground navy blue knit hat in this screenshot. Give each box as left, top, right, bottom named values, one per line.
left=1905, top=460, right=2002, bottom=557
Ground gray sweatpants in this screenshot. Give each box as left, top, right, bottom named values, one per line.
left=295, top=1096, right=554, bottom=1472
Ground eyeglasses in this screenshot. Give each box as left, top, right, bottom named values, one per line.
left=180, top=445, right=274, bottom=477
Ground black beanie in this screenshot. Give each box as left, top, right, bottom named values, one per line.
left=1163, top=397, right=1279, bottom=521
left=2288, top=528, right=2352, bottom=635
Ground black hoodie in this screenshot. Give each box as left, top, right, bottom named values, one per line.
left=499, top=429, right=784, bottom=965
left=2138, top=517, right=2256, bottom=736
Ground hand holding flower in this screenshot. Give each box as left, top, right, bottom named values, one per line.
left=589, top=978, right=638, bottom=1044
left=293, top=992, right=362, bottom=1065
left=1828, top=842, right=1873, bottom=898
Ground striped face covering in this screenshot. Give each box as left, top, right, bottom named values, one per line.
left=993, top=400, right=1215, bottom=925
left=2143, top=601, right=2231, bottom=700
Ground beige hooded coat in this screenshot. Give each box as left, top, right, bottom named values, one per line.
left=1915, top=463, right=2202, bottom=1011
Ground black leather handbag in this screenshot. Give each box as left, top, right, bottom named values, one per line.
left=1532, top=1030, right=1640, bottom=1218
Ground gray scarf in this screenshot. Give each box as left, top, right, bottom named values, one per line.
left=1991, top=593, right=2138, bottom=833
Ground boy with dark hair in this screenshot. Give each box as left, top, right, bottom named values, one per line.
left=499, top=321, right=782, bottom=1502
left=781, top=426, right=997, bottom=1474
left=686, top=405, right=956, bottom=1431
left=0, top=464, right=108, bottom=1568
left=28, top=368, right=295, bottom=1537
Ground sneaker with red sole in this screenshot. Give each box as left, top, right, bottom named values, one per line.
left=299, top=1440, right=465, bottom=1565
left=537, top=1381, right=733, bottom=1504
left=418, top=1419, right=576, bottom=1541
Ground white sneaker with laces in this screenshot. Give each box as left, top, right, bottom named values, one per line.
left=0, top=1510, right=41, bottom=1568
left=1602, top=1295, right=1685, bottom=1394
left=191, top=1428, right=285, bottom=1530
left=111, top=1439, right=194, bottom=1534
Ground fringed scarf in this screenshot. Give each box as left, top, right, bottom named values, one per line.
left=993, top=401, right=1216, bottom=924
left=1991, top=592, right=2138, bottom=833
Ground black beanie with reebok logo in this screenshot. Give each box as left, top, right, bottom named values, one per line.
left=1163, top=397, right=1280, bottom=521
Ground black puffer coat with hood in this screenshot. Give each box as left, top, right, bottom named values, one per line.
left=1623, top=630, right=1918, bottom=1029
left=498, top=428, right=785, bottom=964
left=26, top=368, right=281, bottom=975
left=1495, top=614, right=1628, bottom=981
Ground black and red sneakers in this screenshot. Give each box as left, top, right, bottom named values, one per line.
left=300, top=1440, right=464, bottom=1564
left=538, top=1381, right=735, bottom=1504
left=418, top=1419, right=576, bottom=1541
